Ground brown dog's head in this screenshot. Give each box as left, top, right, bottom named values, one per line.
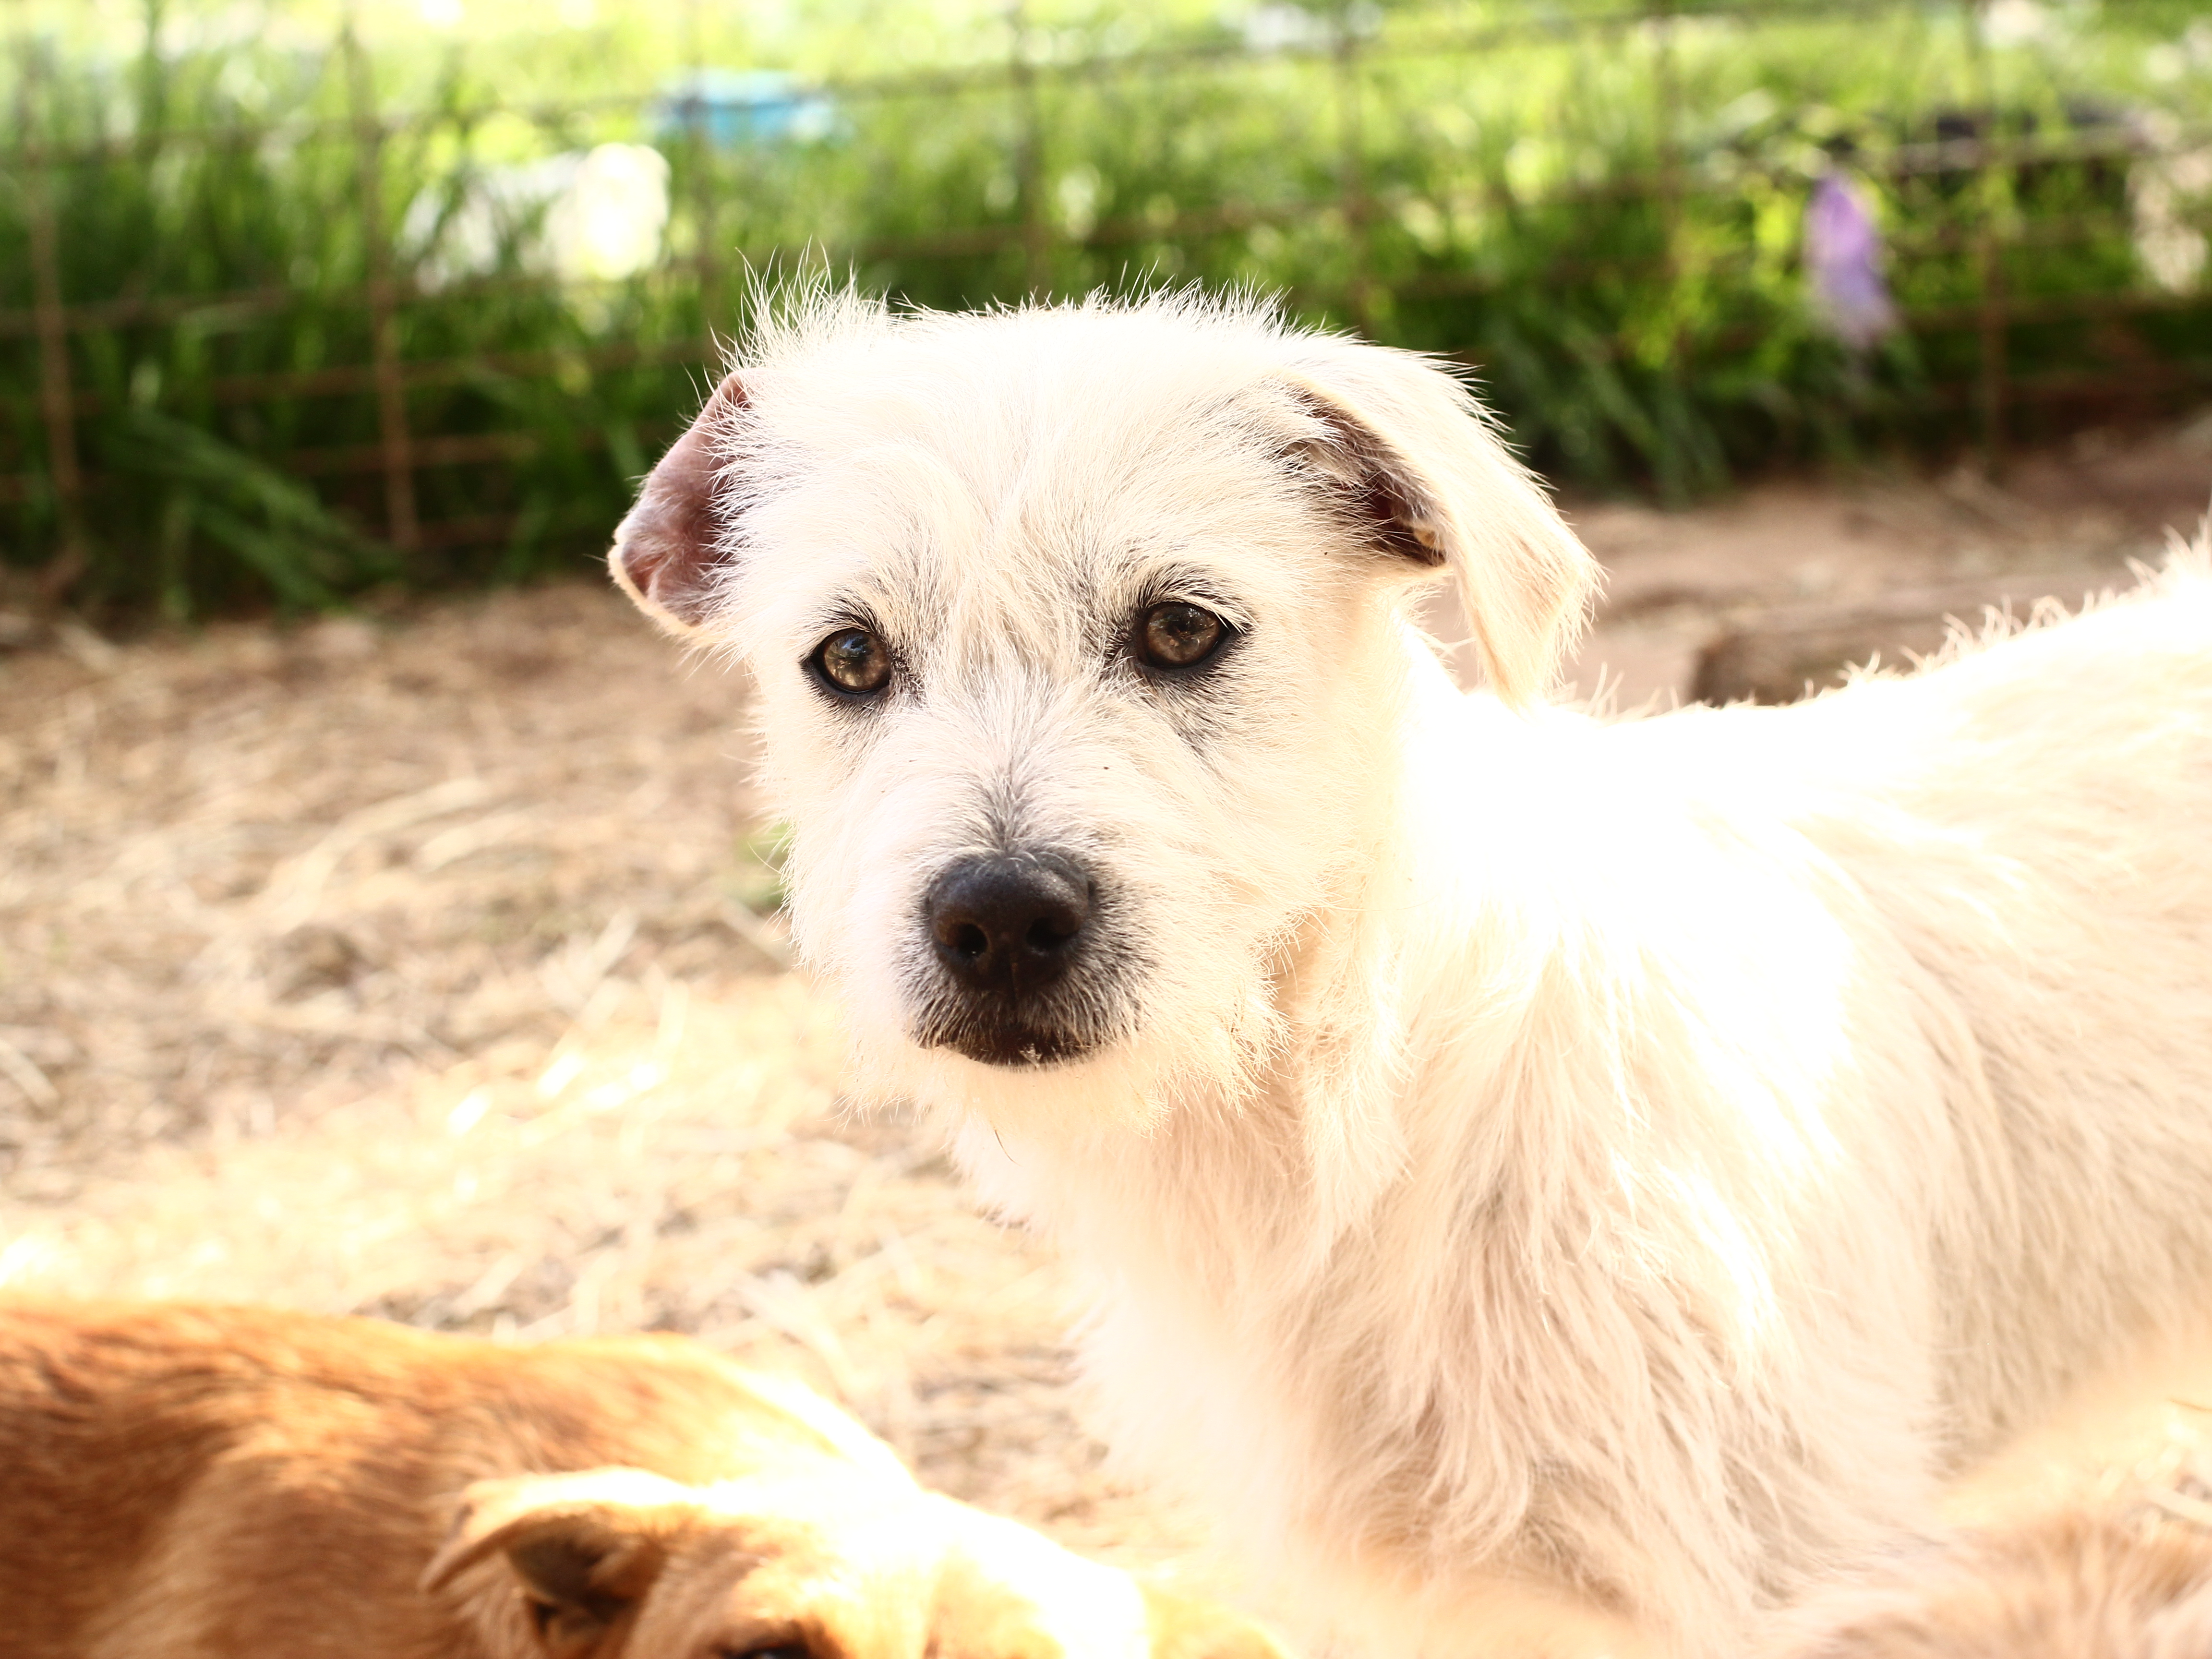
left=424, top=1465, right=1288, bottom=1659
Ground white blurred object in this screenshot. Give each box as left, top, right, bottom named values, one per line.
left=2131, top=116, right=2212, bottom=294
left=1979, top=0, right=2054, bottom=48
left=400, top=143, right=671, bottom=290
left=1238, top=3, right=1330, bottom=52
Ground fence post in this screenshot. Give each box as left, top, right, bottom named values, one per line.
left=343, top=25, right=420, bottom=553
left=1651, top=0, right=1684, bottom=300
left=21, top=44, right=88, bottom=594
left=684, top=0, right=724, bottom=344
left=1967, top=0, right=2008, bottom=475
left=1010, top=0, right=1050, bottom=297
left=1335, top=16, right=1373, bottom=337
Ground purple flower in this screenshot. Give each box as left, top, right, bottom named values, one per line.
left=1804, top=172, right=1899, bottom=350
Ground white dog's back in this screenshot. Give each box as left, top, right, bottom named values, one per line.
left=1258, top=565, right=2212, bottom=1644
left=1779, top=569, right=2212, bottom=1449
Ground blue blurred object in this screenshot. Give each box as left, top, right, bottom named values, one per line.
left=654, top=70, right=839, bottom=149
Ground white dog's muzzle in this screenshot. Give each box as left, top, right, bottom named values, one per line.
left=902, top=846, right=1133, bottom=1067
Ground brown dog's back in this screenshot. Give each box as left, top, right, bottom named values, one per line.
left=0, top=1299, right=886, bottom=1659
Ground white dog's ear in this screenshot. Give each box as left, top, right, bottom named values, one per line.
left=1273, top=352, right=1599, bottom=704
left=609, top=371, right=747, bottom=636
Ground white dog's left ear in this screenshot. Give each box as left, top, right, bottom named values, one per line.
left=1274, top=351, right=1599, bottom=704
left=608, top=371, right=748, bottom=637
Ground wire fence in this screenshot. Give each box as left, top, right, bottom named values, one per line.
left=4, top=0, right=2210, bottom=614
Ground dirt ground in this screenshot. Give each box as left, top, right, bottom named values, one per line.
left=1550, top=419, right=2212, bottom=707
left=1, top=423, right=2209, bottom=1611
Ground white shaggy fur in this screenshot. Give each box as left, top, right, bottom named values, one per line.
left=610, top=287, right=2212, bottom=1659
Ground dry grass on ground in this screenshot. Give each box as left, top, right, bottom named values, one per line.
left=0, top=584, right=773, bottom=1173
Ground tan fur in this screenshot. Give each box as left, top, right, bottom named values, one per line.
left=1766, top=1462, right=2212, bottom=1659
left=0, top=1299, right=1286, bottom=1659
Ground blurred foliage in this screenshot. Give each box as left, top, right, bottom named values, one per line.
left=2, top=0, right=2210, bottom=616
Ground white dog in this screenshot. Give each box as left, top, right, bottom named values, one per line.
left=609, top=287, right=2212, bottom=1659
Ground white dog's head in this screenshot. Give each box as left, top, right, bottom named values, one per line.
left=612, top=290, right=1594, bottom=1124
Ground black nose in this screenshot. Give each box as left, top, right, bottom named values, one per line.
left=926, top=854, right=1093, bottom=997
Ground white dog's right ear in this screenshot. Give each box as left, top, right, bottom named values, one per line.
left=609, top=371, right=747, bottom=637
left=1273, top=351, right=1600, bottom=705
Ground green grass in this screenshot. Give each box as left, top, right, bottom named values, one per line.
left=3, top=0, right=2210, bottom=617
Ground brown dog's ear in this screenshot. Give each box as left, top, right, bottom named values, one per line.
left=424, top=1469, right=697, bottom=1659
left=1141, top=1584, right=1294, bottom=1659
left=1271, top=352, right=1599, bottom=706
left=610, top=371, right=748, bottom=637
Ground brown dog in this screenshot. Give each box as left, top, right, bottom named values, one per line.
left=0, top=1300, right=1286, bottom=1659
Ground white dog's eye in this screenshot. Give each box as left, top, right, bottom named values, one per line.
left=809, top=626, right=892, bottom=697
left=1137, top=601, right=1229, bottom=672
